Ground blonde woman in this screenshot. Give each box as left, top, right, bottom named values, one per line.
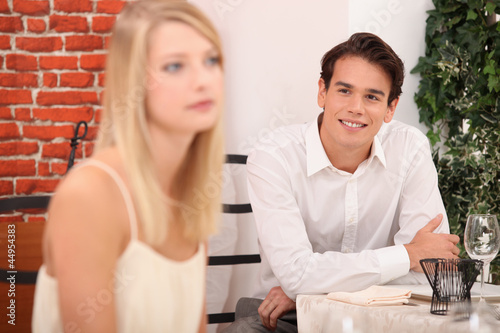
left=32, top=0, right=225, bottom=332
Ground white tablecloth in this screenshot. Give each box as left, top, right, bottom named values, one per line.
left=296, top=294, right=500, bottom=333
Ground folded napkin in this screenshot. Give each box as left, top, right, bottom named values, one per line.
left=327, top=285, right=412, bottom=306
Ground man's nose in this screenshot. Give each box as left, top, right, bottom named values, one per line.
left=347, top=95, right=364, bottom=115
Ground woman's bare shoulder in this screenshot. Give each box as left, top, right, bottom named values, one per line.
left=49, top=149, right=125, bottom=219
left=44, top=153, right=130, bottom=274
left=50, top=158, right=121, bottom=218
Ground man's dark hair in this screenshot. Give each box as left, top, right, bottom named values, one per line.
left=320, top=32, right=404, bottom=105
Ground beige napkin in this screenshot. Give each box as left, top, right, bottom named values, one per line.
left=327, top=285, right=412, bottom=306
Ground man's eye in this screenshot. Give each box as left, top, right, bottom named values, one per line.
left=339, top=89, right=349, bottom=94
left=367, top=94, right=379, bottom=101
left=163, top=63, right=182, bottom=73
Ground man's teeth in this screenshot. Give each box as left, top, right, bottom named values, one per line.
left=341, top=120, right=364, bottom=128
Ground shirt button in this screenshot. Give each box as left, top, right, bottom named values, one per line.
left=349, top=218, right=354, bottom=223
left=345, top=249, right=352, bottom=253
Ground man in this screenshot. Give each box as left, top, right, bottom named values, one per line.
left=224, top=32, right=459, bottom=332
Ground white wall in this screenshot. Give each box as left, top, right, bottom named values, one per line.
left=188, top=1, right=434, bottom=331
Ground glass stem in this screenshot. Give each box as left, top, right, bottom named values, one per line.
left=480, top=265, right=485, bottom=302
left=479, top=262, right=490, bottom=302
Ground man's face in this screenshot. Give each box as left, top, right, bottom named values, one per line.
left=317, top=56, right=398, bottom=159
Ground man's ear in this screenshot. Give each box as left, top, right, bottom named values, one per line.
left=384, top=97, right=399, bottom=123
left=317, top=78, right=327, bottom=109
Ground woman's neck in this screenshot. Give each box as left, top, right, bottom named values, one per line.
left=149, top=130, right=195, bottom=193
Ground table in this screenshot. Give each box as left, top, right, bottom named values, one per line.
left=296, top=294, right=500, bottom=333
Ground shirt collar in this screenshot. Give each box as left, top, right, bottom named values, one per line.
left=369, top=130, right=387, bottom=169
left=306, top=113, right=333, bottom=177
left=306, top=113, right=387, bottom=177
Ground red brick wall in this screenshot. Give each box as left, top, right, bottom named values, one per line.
left=0, top=0, right=130, bottom=222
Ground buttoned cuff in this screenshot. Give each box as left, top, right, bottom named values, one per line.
left=375, top=244, right=410, bottom=284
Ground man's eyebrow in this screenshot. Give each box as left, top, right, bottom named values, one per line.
left=333, top=81, right=386, bottom=97
left=333, top=81, right=353, bottom=89
left=366, top=88, right=385, bottom=97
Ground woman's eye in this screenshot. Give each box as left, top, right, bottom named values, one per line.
left=205, top=56, right=220, bottom=67
left=163, top=63, right=182, bottom=73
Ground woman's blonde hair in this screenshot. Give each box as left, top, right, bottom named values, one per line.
left=96, top=0, right=224, bottom=245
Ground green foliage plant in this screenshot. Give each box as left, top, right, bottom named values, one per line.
left=412, top=0, right=500, bottom=283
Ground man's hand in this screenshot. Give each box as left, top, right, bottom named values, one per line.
left=258, top=286, right=296, bottom=331
left=404, top=214, right=460, bottom=272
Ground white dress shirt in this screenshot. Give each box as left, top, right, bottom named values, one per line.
left=247, top=114, right=449, bottom=300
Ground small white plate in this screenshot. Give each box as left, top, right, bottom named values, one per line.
left=390, top=283, right=500, bottom=302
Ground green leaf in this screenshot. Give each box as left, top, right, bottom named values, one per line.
left=411, top=56, right=434, bottom=74
left=484, top=64, right=496, bottom=75
left=477, top=202, right=490, bottom=213
left=441, top=3, right=463, bottom=13
left=426, top=129, right=441, bottom=146
left=466, top=9, right=478, bottom=20
left=445, top=16, right=463, bottom=28
left=466, top=0, right=484, bottom=11
left=488, top=74, right=500, bottom=92
left=485, top=2, right=496, bottom=15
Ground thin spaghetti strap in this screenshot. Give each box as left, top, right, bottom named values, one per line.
left=74, top=160, right=139, bottom=241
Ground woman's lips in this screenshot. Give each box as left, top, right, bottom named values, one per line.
left=188, top=100, right=214, bottom=112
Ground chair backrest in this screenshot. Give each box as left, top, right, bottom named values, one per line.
left=0, top=220, right=45, bottom=332
left=207, top=154, right=260, bottom=326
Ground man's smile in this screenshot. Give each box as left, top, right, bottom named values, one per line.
left=340, top=120, right=367, bottom=128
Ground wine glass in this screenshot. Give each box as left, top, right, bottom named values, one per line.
left=464, top=214, right=500, bottom=302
